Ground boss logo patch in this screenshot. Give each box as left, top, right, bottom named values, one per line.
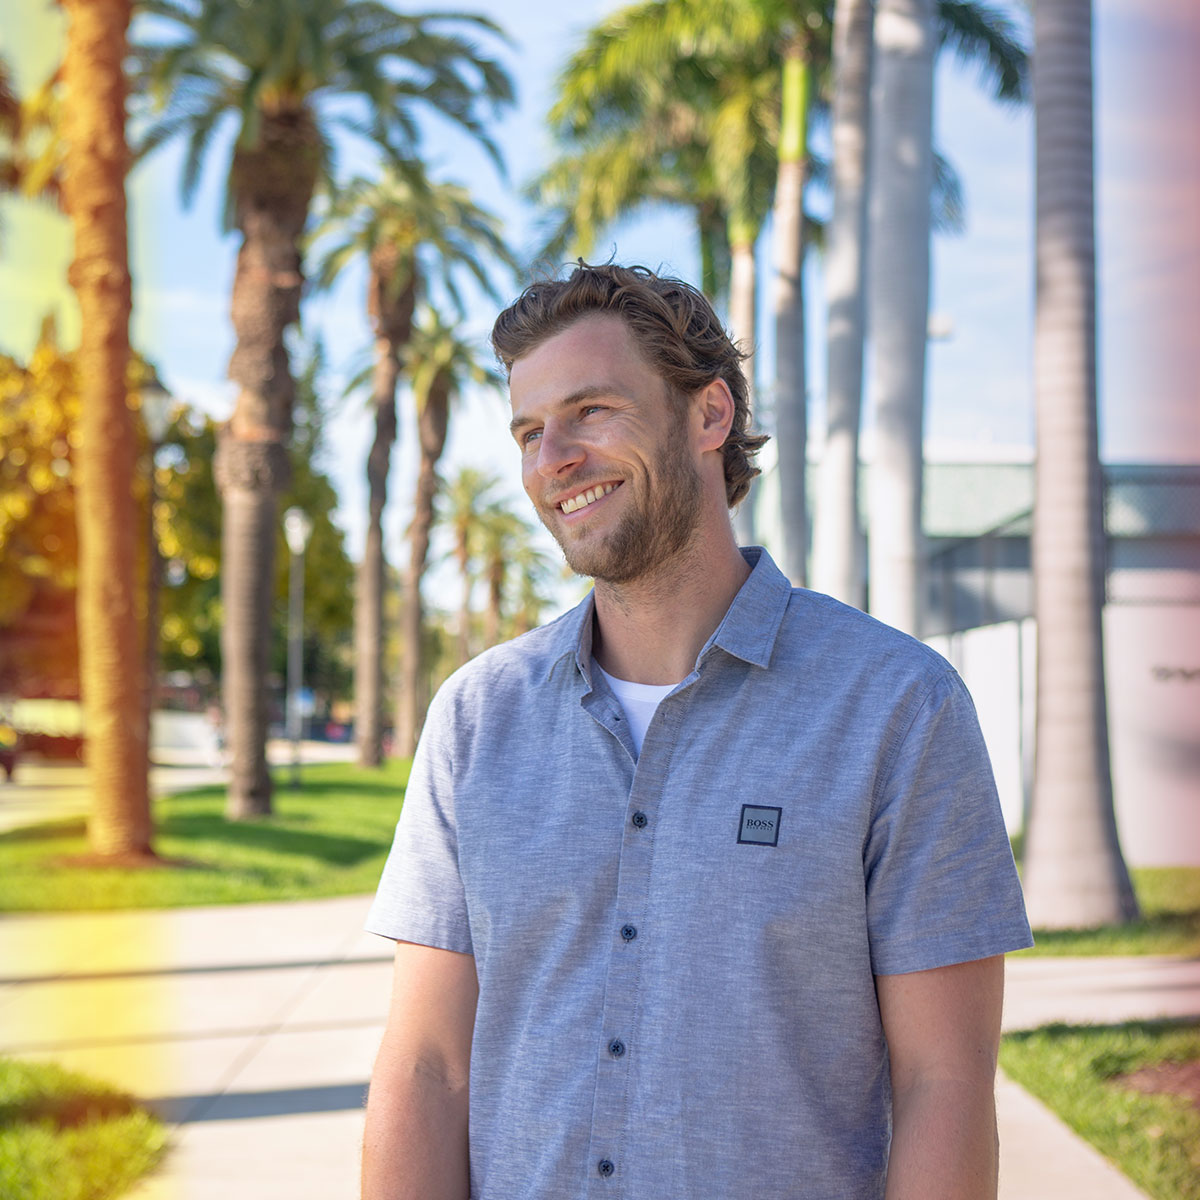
left=737, top=804, right=782, bottom=847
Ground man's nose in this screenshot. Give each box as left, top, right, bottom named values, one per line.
left=534, top=423, right=585, bottom=479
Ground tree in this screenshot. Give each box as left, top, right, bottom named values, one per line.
left=769, top=3, right=829, bottom=584
left=865, top=0, right=1027, bottom=633
left=542, top=0, right=786, bottom=547
left=395, top=314, right=502, bottom=756
left=811, top=0, right=872, bottom=607
left=312, top=163, right=513, bottom=766
left=60, top=0, right=151, bottom=858
left=132, top=0, right=514, bottom=816
left=440, top=466, right=502, bottom=669
left=1020, top=0, right=1137, bottom=929
left=0, top=325, right=81, bottom=699
left=155, top=349, right=355, bottom=709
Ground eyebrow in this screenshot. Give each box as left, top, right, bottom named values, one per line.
left=508, top=384, right=619, bottom=436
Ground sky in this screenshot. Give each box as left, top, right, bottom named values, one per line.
left=1, top=0, right=1197, bottom=607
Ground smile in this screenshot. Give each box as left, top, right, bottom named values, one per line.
left=559, top=482, right=621, bottom=515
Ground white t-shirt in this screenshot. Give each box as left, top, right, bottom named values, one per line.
left=595, top=664, right=678, bottom=756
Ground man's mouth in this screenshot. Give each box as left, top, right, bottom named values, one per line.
left=558, top=482, right=621, bottom=515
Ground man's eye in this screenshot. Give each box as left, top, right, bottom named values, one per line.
left=582, top=404, right=605, bottom=416
left=521, top=429, right=542, bottom=448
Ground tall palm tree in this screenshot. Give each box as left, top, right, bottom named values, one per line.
left=60, top=0, right=152, bottom=858
left=441, top=466, right=502, bottom=670
left=311, top=164, right=513, bottom=766
left=865, top=0, right=1027, bottom=633
left=811, top=0, right=873, bottom=607
left=132, top=0, right=513, bottom=816
left=395, top=315, right=501, bottom=756
left=542, top=0, right=782, bottom=545
left=770, top=6, right=829, bottom=583
left=474, top=504, right=531, bottom=650
left=1020, top=0, right=1137, bottom=929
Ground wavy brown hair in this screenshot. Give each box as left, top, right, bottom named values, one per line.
left=490, top=262, right=767, bottom=507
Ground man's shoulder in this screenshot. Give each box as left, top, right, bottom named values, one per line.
left=432, top=603, right=584, bottom=713
left=778, top=587, right=951, bottom=681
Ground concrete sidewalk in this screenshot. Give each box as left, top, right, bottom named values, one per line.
left=2, top=897, right=1195, bottom=1198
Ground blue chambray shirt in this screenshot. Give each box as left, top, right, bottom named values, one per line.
left=367, top=547, right=1033, bottom=1199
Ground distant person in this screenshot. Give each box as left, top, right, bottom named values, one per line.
left=362, top=263, right=1032, bottom=1199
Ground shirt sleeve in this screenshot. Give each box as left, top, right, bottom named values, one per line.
left=863, top=668, right=1033, bottom=975
left=364, top=685, right=473, bottom=954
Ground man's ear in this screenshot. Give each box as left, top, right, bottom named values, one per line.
left=693, top=378, right=736, bottom=454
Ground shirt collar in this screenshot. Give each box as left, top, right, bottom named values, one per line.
left=546, top=546, right=793, bottom=683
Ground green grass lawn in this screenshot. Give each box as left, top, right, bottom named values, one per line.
left=1019, top=867, right=1200, bottom=957
left=0, top=759, right=409, bottom=912
left=0, top=1057, right=167, bottom=1200
left=1000, top=1020, right=1200, bottom=1200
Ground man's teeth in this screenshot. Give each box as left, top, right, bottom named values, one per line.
left=561, top=483, right=617, bottom=514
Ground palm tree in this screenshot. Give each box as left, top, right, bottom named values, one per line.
left=474, top=504, right=531, bottom=650
left=395, top=315, right=501, bottom=756
left=542, top=0, right=783, bottom=546
left=811, top=0, right=872, bottom=607
left=132, top=0, right=513, bottom=816
left=311, top=164, right=513, bottom=766
left=441, top=466, right=502, bottom=669
left=770, top=6, right=829, bottom=583
left=60, top=0, right=153, bottom=858
left=1020, top=0, right=1137, bottom=930
left=509, top=533, right=559, bottom=638
left=865, top=0, right=1027, bottom=633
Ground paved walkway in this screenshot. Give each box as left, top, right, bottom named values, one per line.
left=2, top=893, right=1196, bottom=1199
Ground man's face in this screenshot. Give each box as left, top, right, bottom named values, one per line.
left=508, top=315, right=704, bottom=584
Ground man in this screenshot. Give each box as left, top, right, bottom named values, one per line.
left=362, top=263, right=1032, bottom=1199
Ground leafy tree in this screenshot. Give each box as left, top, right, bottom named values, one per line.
left=311, top=163, right=514, bottom=765
left=0, top=324, right=80, bottom=698
left=131, top=0, right=514, bottom=817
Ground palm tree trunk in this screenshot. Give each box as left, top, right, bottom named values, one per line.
left=813, top=0, right=873, bottom=608
left=728, top=226, right=758, bottom=544
left=397, top=377, right=449, bottom=758
left=484, top=563, right=504, bottom=648
left=773, top=40, right=811, bottom=586
left=61, top=0, right=152, bottom=858
left=866, top=0, right=934, bottom=635
left=1021, top=0, right=1137, bottom=929
left=355, top=336, right=400, bottom=767
left=457, top=550, right=473, bottom=666
left=216, top=107, right=318, bottom=819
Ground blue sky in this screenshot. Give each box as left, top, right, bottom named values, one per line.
left=1, top=0, right=1196, bottom=597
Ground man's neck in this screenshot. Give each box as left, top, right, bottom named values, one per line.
left=590, top=536, right=751, bottom=685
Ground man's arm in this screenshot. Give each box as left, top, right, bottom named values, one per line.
left=362, top=940, right=478, bottom=1200
left=876, top=954, right=1005, bottom=1200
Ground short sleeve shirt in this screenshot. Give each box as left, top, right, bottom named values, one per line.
left=367, top=547, right=1033, bottom=1200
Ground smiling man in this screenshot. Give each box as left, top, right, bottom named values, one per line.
left=361, top=263, right=1032, bottom=1200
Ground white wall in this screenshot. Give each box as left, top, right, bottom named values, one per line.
left=929, top=606, right=1200, bottom=867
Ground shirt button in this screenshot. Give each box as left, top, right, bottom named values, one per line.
left=608, top=1038, right=626, bottom=1058
left=620, top=924, right=637, bottom=941
left=631, top=811, right=648, bottom=828
left=598, top=1159, right=615, bottom=1178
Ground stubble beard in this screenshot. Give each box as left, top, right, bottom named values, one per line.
left=544, top=442, right=705, bottom=586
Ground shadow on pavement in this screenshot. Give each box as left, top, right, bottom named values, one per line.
left=148, top=1081, right=369, bottom=1123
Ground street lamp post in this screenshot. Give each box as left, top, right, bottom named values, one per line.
left=140, top=372, right=173, bottom=761
left=283, top=507, right=313, bottom=789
